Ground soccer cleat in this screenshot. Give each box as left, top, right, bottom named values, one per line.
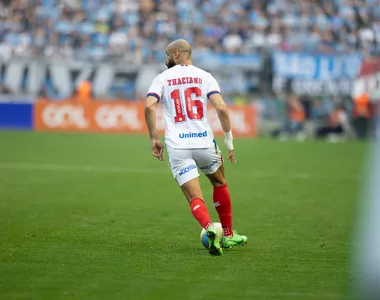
left=222, top=231, right=248, bottom=249
left=206, top=225, right=223, bottom=256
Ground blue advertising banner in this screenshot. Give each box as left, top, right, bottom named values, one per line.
left=0, top=103, right=33, bottom=130
left=273, top=52, right=362, bottom=80
left=194, top=53, right=262, bottom=70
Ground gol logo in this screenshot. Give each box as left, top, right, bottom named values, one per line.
left=42, top=104, right=89, bottom=128
left=95, top=105, right=142, bottom=129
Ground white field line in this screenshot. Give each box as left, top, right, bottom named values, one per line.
left=0, top=162, right=360, bottom=181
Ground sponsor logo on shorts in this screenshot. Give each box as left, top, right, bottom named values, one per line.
left=179, top=131, right=208, bottom=139
left=179, top=164, right=197, bottom=176
left=199, top=160, right=219, bottom=170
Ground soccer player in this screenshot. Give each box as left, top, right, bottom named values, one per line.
left=144, top=39, right=247, bottom=256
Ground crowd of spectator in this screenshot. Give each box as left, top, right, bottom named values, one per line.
left=0, top=0, right=378, bottom=63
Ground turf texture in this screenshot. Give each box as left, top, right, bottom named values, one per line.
left=0, top=131, right=366, bottom=300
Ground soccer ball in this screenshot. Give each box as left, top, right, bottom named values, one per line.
left=200, top=222, right=223, bottom=249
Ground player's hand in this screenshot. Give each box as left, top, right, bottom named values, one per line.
left=151, top=139, right=164, bottom=161
left=228, top=149, right=236, bottom=163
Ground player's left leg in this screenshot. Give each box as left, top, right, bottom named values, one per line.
left=195, top=142, right=247, bottom=248
left=180, top=178, right=222, bottom=256
left=179, top=177, right=212, bottom=230
left=167, top=146, right=222, bottom=255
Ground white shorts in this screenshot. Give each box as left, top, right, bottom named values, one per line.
left=167, top=141, right=223, bottom=186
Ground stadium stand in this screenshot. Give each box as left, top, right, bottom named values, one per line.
left=0, top=0, right=378, bottom=140
left=0, top=0, right=378, bottom=62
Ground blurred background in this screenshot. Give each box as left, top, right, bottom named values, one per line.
left=0, top=0, right=379, bottom=141
left=0, top=2, right=379, bottom=299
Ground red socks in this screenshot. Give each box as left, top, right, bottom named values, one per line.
left=190, top=198, right=213, bottom=230
left=189, top=185, right=233, bottom=235
left=213, top=184, right=233, bottom=236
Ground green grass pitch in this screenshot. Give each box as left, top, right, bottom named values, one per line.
left=0, top=131, right=366, bottom=300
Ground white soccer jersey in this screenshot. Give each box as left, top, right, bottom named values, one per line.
left=147, top=64, right=221, bottom=149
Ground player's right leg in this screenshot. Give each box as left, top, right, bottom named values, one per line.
left=206, top=166, right=248, bottom=249
left=167, top=146, right=222, bottom=256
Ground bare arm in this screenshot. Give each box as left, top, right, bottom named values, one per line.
left=144, top=96, right=159, bottom=140
left=144, top=96, right=164, bottom=160
left=209, top=93, right=236, bottom=163
left=209, top=93, right=231, bottom=133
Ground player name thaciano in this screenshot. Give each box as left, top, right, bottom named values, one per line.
left=167, top=77, right=203, bottom=86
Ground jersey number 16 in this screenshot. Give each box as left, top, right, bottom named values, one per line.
left=170, top=87, right=204, bottom=123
